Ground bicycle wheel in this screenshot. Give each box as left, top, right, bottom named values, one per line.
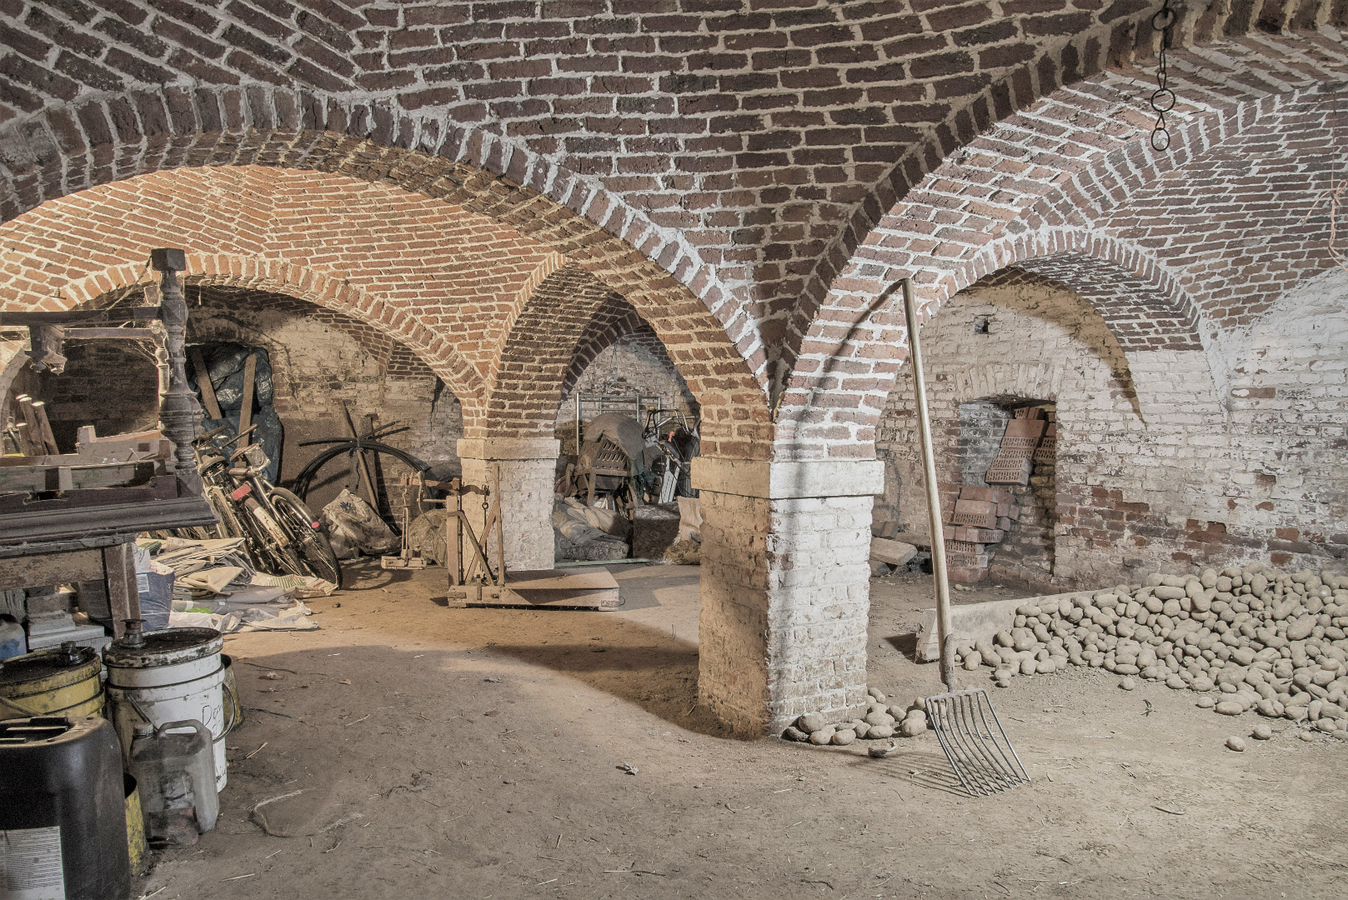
left=269, top=487, right=344, bottom=588
left=241, top=500, right=305, bottom=579
left=207, top=485, right=248, bottom=542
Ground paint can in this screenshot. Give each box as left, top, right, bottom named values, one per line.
left=103, top=623, right=228, bottom=791
left=0, top=641, right=103, bottom=721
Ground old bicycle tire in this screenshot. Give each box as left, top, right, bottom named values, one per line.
left=269, top=487, right=344, bottom=588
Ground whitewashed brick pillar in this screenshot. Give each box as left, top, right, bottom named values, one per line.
left=692, top=457, right=884, bottom=735
left=456, top=437, right=558, bottom=572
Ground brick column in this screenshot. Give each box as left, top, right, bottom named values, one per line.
left=691, top=457, right=884, bottom=735
left=457, top=437, right=559, bottom=572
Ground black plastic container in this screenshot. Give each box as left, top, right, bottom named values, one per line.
left=0, top=716, right=131, bottom=900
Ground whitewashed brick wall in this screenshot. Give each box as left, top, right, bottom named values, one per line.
left=878, top=269, right=1348, bottom=589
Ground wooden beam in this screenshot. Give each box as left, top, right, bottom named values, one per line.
left=0, top=547, right=103, bottom=591
left=30, top=401, right=59, bottom=455
left=103, top=542, right=140, bottom=638
left=62, top=327, right=158, bottom=341
left=190, top=347, right=223, bottom=420
left=0, top=308, right=161, bottom=326
left=238, top=352, right=257, bottom=437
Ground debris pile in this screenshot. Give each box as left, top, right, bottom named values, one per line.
left=957, top=563, right=1348, bottom=736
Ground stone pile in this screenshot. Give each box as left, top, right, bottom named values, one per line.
left=956, top=563, right=1348, bottom=737
left=782, top=688, right=929, bottom=745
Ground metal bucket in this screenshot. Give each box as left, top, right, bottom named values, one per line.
left=0, top=641, right=103, bottom=721
left=104, top=626, right=228, bottom=791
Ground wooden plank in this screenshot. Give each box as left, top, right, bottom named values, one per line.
left=0, top=308, right=161, bottom=326
left=189, top=347, right=223, bottom=420
left=238, top=352, right=257, bottom=437
left=446, top=492, right=461, bottom=587
left=17, top=397, right=42, bottom=455
left=0, top=547, right=104, bottom=590
left=103, top=542, right=139, bottom=638
left=464, top=567, right=621, bottom=611
left=63, top=327, right=158, bottom=340
left=341, top=401, right=376, bottom=506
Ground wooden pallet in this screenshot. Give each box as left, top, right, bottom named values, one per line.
left=447, top=566, right=620, bottom=611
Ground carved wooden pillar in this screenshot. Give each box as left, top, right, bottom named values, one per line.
left=150, top=248, right=202, bottom=495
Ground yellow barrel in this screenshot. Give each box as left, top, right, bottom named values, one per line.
left=0, top=642, right=104, bottom=720
left=125, top=773, right=148, bottom=875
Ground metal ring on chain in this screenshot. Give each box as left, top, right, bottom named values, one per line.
left=1150, top=88, right=1176, bottom=113
left=1150, top=126, right=1172, bottom=151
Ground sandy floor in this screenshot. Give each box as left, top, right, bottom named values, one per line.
left=137, top=561, right=1348, bottom=900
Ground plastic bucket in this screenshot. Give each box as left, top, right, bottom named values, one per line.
left=104, top=627, right=228, bottom=791
left=0, top=642, right=103, bottom=721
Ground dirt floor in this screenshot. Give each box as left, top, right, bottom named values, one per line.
left=137, top=561, right=1348, bottom=900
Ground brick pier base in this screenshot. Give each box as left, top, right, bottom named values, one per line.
left=457, top=438, right=559, bottom=573
left=692, top=457, right=884, bottom=735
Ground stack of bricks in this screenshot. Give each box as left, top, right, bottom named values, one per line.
left=1033, top=422, right=1057, bottom=467
left=985, top=411, right=1048, bottom=486
left=945, top=486, right=1021, bottom=582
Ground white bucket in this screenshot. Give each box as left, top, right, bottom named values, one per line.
left=104, top=627, right=230, bottom=791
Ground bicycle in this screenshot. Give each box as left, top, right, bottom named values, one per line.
left=195, top=425, right=343, bottom=588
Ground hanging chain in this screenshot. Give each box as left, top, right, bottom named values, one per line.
left=1150, top=0, right=1178, bottom=151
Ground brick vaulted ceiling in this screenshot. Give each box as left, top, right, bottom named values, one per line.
left=1, top=1, right=1346, bottom=457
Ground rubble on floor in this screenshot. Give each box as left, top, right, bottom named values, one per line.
left=553, top=497, right=630, bottom=561
left=136, top=536, right=332, bottom=633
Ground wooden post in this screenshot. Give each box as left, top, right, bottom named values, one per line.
left=103, top=542, right=140, bottom=639
left=447, top=489, right=462, bottom=587
left=30, top=401, right=59, bottom=454
left=493, top=464, right=505, bottom=586
left=151, top=248, right=203, bottom=494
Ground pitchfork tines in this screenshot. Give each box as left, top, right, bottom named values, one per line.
left=925, top=687, right=1030, bottom=797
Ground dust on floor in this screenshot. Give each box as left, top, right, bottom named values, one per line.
left=139, top=561, right=1347, bottom=900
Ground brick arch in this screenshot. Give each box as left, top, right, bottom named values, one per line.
left=0, top=82, right=767, bottom=386
left=9, top=2, right=1344, bottom=401
left=484, top=262, right=622, bottom=439
left=60, top=253, right=484, bottom=405
left=773, top=4, right=1348, bottom=389
left=176, top=284, right=399, bottom=375
left=490, top=265, right=704, bottom=438
left=560, top=296, right=648, bottom=401
left=778, top=28, right=1348, bottom=457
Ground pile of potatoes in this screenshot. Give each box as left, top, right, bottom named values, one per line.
left=782, top=687, right=930, bottom=745
left=957, top=564, right=1348, bottom=736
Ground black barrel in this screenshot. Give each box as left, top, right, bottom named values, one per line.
left=0, top=716, right=131, bottom=900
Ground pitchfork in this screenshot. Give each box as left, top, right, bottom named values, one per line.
left=902, top=278, right=1030, bottom=796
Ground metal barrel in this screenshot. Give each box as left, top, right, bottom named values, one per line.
left=0, top=643, right=104, bottom=721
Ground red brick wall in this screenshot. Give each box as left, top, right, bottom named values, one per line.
left=0, top=3, right=1343, bottom=499
left=779, top=30, right=1348, bottom=457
